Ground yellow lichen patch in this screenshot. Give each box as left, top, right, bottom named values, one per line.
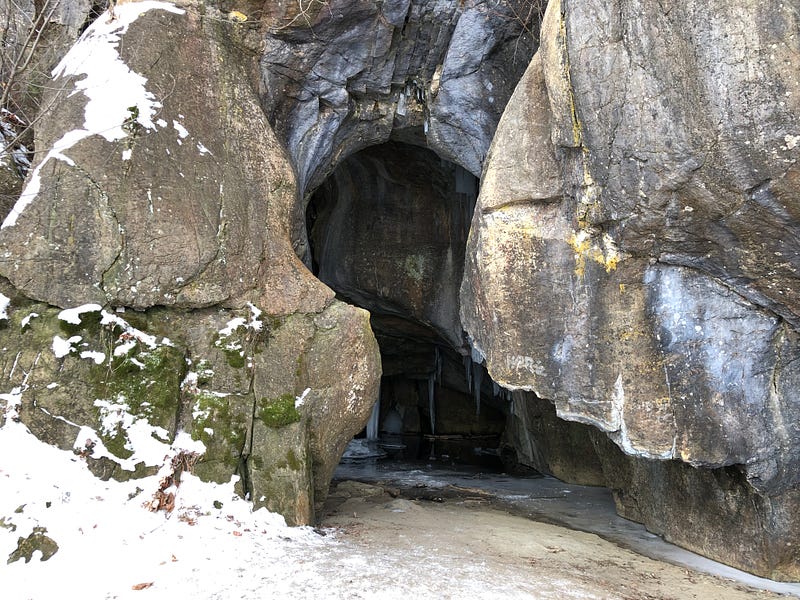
left=574, top=148, right=603, bottom=231
left=228, top=10, right=248, bottom=22
left=600, top=234, right=620, bottom=272
left=619, top=283, right=626, bottom=293
left=568, top=230, right=592, bottom=277
left=569, top=230, right=592, bottom=254
left=618, top=328, right=646, bottom=342
left=555, top=7, right=608, bottom=238
left=569, top=230, right=621, bottom=276
left=650, top=396, right=672, bottom=408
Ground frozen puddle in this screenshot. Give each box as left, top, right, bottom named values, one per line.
left=333, top=459, right=800, bottom=597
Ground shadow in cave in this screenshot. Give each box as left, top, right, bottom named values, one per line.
left=305, top=139, right=517, bottom=471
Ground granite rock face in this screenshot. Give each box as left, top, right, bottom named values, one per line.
left=259, top=0, right=538, bottom=265
left=0, top=2, right=324, bottom=313
left=463, top=0, right=800, bottom=579
left=1, top=0, right=799, bottom=579
left=504, top=391, right=800, bottom=580
left=261, top=0, right=537, bottom=192
left=0, top=1, right=381, bottom=526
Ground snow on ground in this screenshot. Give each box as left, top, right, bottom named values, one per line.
left=0, top=415, right=539, bottom=600
left=0, top=398, right=616, bottom=600
left=0, top=413, right=328, bottom=600
left=2, top=410, right=795, bottom=599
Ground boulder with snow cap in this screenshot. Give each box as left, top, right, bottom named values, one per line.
left=0, top=2, right=381, bottom=526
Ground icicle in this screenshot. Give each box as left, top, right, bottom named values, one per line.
left=510, top=390, right=523, bottom=416
left=470, top=344, right=484, bottom=364
left=366, top=389, right=381, bottom=441
left=463, top=355, right=472, bottom=392
left=428, top=374, right=436, bottom=435
left=455, top=165, right=476, bottom=195
left=397, top=89, right=408, bottom=117
left=472, top=362, right=483, bottom=417
left=434, top=346, right=442, bottom=384
left=492, top=382, right=500, bottom=398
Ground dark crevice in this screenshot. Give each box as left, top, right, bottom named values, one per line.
left=79, top=0, right=110, bottom=35
left=306, top=139, right=510, bottom=466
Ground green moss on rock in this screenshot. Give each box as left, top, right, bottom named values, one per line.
left=57, top=309, right=102, bottom=336
left=89, top=344, right=185, bottom=430
left=286, top=448, right=302, bottom=471
left=195, top=360, right=215, bottom=385
left=223, top=348, right=246, bottom=369
left=191, top=391, right=246, bottom=450
left=7, top=527, right=59, bottom=564
left=258, top=394, right=300, bottom=428
left=212, top=327, right=248, bottom=369
left=99, top=424, right=135, bottom=460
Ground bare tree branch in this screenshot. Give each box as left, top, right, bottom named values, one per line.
left=0, top=0, right=60, bottom=114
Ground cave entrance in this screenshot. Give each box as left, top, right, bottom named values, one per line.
left=306, top=140, right=509, bottom=467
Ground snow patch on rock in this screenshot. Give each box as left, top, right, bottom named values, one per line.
left=2, top=1, right=185, bottom=228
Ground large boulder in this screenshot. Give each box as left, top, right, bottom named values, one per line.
left=0, top=1, right=323, bottom=313
left=0, top=1, right=380, bottom=526
left=462, top=0, right=800, bottom=579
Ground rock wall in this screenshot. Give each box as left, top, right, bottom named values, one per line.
left=258, top=0, right=538, bottom=264
left=0, top=0, right=538, bottom=528
left=2, top=0, right=798, bottom=580
left=260, top=0, right=537, bottom=192
left=463, top=0, right=800, bottom=579
left=0, top=1, right=380, bottom=525
left=505, top=391, right=800, bottom=580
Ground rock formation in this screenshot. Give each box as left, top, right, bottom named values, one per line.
left=0, top=0, right=381, bottom=526
left=463, top=0, right=800, bottom=580
left=0, top=0, right=798, bottom=582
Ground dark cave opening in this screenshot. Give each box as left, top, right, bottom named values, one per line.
left=306, top=140, right=510, bottom=467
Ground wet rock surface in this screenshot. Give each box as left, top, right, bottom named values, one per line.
left=260, top=0, right=538, bottom=195
left=308, top=141, right=476, bottom=349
